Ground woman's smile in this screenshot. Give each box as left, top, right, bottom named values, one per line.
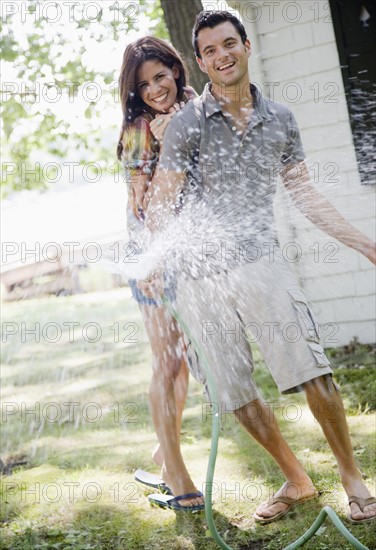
left=151, top=91, right=170, bottom=105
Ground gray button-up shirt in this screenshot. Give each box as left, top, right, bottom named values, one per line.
left=159, top=83, right=305, bottom=274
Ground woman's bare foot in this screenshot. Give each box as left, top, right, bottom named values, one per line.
left=254, top=480, right=318, bottom=521
left=161, top=463, right=204, bottom=508
left=152, top=444, right=164, bottom=467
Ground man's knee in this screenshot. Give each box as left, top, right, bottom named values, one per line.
left=303, top=374, right=338, bottom=397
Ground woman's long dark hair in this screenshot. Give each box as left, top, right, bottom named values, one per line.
left=117, top=36, right=189, bottom=160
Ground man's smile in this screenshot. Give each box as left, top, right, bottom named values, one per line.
left=217, top=61, right=236, bottom=71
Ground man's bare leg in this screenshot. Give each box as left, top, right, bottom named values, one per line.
left=304, top=375, right=376, bottom=522
left=234, top=399, right=317, bottom=519
left=142, top=305, right=203, bottom=507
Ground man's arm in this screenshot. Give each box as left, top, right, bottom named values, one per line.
left=137, top=102, right=198, bottom=294
left=144, top=167, right=187, bottom=232
left=282, top=161, right=376, bottom=264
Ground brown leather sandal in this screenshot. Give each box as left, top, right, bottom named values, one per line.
left=254, top=493, right=318, bottom=524
left=347, top=496, right=376, bottom=524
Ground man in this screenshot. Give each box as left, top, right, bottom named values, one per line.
left=141, top=11, right=376, bottom=523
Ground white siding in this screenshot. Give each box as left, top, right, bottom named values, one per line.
left=226, top=0, right=375, bottom=346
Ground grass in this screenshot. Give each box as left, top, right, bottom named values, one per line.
left=1, top=288, right=375, bottom=550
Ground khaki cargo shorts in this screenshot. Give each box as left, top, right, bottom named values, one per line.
left=176, top=249, right=332, bottom=411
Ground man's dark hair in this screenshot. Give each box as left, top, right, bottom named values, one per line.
left=192, top=11, right=248, bottom=58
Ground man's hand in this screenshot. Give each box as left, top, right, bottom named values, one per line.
left=358, top=241, right=376, bottom=265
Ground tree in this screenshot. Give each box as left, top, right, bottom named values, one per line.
left=160, top=0, right=208, bottom=93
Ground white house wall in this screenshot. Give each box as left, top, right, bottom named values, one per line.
left=225, top=0, right=375, bottom=346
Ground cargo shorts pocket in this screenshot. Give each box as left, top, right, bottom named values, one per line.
left=307, top=341, right=331, bottom=367
left=287, top=289, right=330, bottom=368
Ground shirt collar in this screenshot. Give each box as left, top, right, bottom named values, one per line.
left=202, top=82, right=273, bottom=122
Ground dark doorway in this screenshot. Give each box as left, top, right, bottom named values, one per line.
left=329, top=0, right=375, bottom=184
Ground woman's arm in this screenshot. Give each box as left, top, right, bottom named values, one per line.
left=122, top=116, right=158, bottom=218
left=129, top=172, right=151, bottom=218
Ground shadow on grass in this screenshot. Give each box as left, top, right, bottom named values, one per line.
left=1, top=504, right=148, bottom=550
left=0, top=501, right=253, bottom=550
left=1, top=485, right=375, bottom=550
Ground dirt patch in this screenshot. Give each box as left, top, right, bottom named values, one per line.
left=0, top=455, right=29, bottom=475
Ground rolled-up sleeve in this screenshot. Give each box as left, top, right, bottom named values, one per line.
left=281, top=110, right=305, bottom=165
left=122, top=116, right=159, bottom=176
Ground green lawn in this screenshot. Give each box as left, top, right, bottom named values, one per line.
left=1, top=288, right=375, bottom=550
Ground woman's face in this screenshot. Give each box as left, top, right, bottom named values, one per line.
left=136, top=60, right=179, bottom=112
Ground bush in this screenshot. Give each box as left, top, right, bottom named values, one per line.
left=326, top=340, right=376, bottom=412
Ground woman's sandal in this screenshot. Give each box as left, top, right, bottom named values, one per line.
left=134, top=469, right=172, bottom=495
left=148, top=491, right=205, bottom=512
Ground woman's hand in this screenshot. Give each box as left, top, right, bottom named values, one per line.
left=130, top=174, right=149, bottom=220
left=149, top=102, right=184, bottom=144
left=137, top=269, right=164, bottom=299
left=149, top=90, right=197, bottom=143
left=183, top=85, right=198, bottom=100
left=142, top=184, right=154, bottom=212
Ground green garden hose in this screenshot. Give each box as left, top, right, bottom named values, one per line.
left=283, top=506, right=369, bottom=550
left=162, top=296, right=370, bottom=550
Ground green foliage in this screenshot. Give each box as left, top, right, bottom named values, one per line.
left=332, top=367, right=376, bottom=412
left=0, top=23, right=17, bottom=62
left=0, top=0, right=168, bottom=196
left=142, top=0, right=170, bottom=40
left=326, top=340, right=376, bottom=411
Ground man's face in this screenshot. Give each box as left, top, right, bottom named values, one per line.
left=196, top=21, right=251, bottom=87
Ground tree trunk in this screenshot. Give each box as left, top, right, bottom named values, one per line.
left=160, top=0, right=208, bottom=94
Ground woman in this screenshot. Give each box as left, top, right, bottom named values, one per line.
left=117, top=37, right=203, bottom=510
